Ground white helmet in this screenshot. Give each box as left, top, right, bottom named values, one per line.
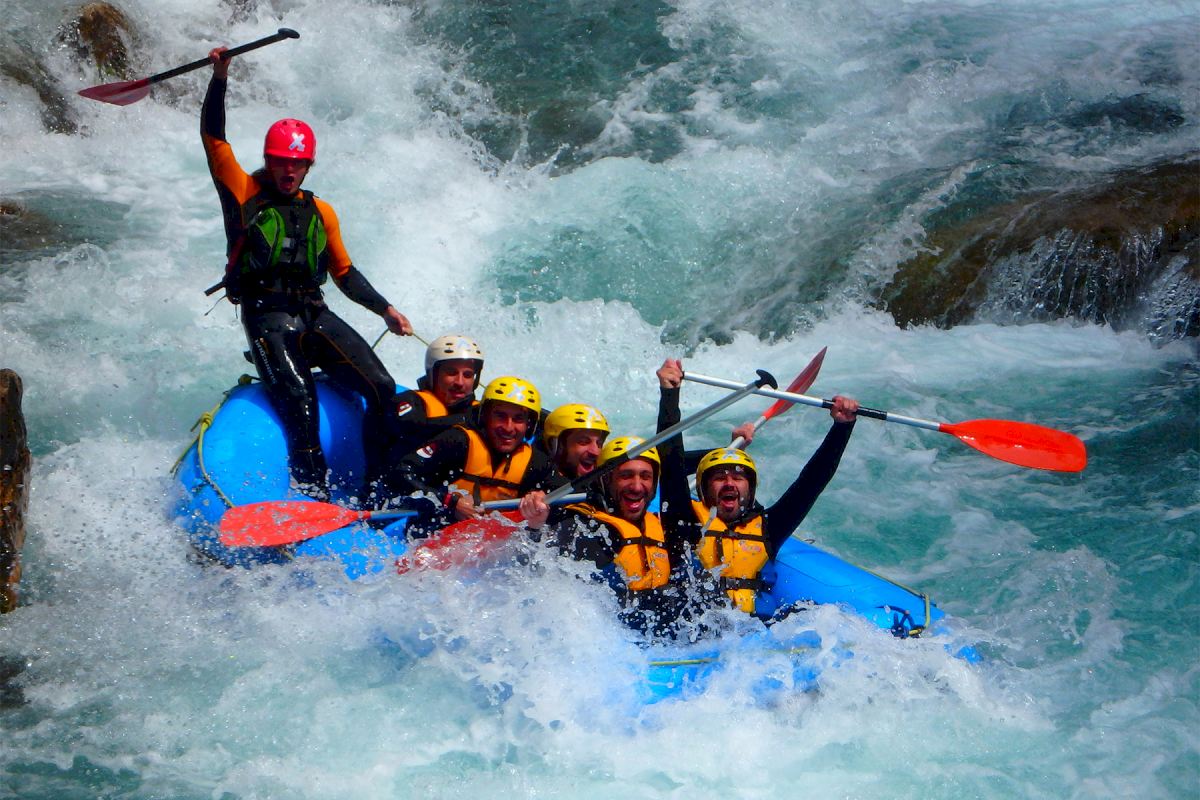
left=424, top=335, right=485, bottom=383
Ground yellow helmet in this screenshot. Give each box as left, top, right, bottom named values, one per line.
left=598, top=436, right=660, bottom=470
left=481, top=375, right=541, bottom=416
left=543, top=403, right=610, bottom=445
left=696, top=447, right=758, bottom=500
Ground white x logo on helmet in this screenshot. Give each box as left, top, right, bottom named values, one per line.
left=289, top=132, right=307, bottom=153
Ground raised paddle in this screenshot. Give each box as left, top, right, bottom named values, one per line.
left=78, top=28, right=300, bottom=106
left=690, top=347, right=826, bottom=490
left=544, top=369, right=779, bottom=505
left=682, top=372, right=1087, bottom=473
left=693, top=348, right=826, bottom=532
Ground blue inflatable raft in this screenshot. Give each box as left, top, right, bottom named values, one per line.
left=173, top=376, right=411, bottom=578
left=174, top=378, right=967, bottom=700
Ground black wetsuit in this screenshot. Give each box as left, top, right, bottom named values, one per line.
left=381, top=386, right=476, bottom=470
left=202, top=75, right=398, bottom=493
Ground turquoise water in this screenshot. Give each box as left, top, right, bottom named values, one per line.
left=1, top=1, right=1197, bottom=797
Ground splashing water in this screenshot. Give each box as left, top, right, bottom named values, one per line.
left=1, top=0, right=1197, bottom=797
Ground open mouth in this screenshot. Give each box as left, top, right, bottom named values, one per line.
left=619, top=491, right=647, bottom=516
left=717, top=488, right=741, bottom=514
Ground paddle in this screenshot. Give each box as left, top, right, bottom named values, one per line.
left=544, top=369, right=778, bottom=505
left=78, top=28, right=300, bottom=106
left=693, top=347, right=826, bottom=532
left=691, top=347, right=826, bottom=487
left=395, top=513, right=524, bottom=574
left=682, top=373, right=1087, bottom=472
left=217, top=493, right=588, bottom=548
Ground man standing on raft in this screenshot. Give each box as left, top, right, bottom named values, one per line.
left=202, top=46, right=413, bottom=499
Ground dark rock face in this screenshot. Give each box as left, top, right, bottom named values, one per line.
left=0, top=60, right=78, bottom=135
left=879, top=156, right=1200, bottom=342
left=1, top=370, right=31, bottom=614
left=0, top=3, right=139, bottom=135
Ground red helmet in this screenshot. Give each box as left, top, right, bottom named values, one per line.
left=263, top=118, right=316, bottom=162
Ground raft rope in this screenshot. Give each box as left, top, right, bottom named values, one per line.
left=169, top=374, right=258, bottom=510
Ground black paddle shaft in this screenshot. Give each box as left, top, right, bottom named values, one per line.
left=148, top=28, right=299, bottom=85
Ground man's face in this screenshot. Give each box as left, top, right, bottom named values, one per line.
left=704, top=467, right=751, bottom=523
left=608, top=458, right=656, bottom=522
left=482, top=402, right=529, bottom=454
left=265, top=155, right=310, bottom=195
left=557, top=429, right=606, bottom=478
left=432, top=359, right=477, bottom=407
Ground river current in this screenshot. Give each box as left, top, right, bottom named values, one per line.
left=1, top=1, right=1197, bottom=798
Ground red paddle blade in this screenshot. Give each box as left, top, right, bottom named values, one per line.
left=941, top=419, right=1087, bottom=472
left=396, top=512, right=523, bottom=574
left=219, top=501, right=367, bottom=547
left=78, top=78, right=152, bottom=106
left=762, top=347, right=827, bottom=421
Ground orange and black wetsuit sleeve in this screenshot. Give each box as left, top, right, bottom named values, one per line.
left=202, top=75, right=258, bottom=252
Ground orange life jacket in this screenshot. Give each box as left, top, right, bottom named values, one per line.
left=569, top=503, right=670, bottom=591
left=692, top=499, right=769, bottom=613
left=414, top=389, right=449, bottom=418
left=453, top=426, right=533, bottom=503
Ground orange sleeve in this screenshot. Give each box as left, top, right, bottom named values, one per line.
left=313, top=197, right=353, bottom=279
left=202, top=133, right=261, bottom=207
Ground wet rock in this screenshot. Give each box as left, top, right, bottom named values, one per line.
left=879, top=155, right=1200, bottom=342
left=0, top=61, right=78, bottom=135
left=1, top=370, right=31, bottom=614
left=1064, top=94, right=1185, bottom=136
left=58, top=2, right=136, bottom=79
left=0, top=3, right=137, bottom=134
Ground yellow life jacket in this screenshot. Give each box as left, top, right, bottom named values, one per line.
left=692, top=499, right=769, bottom=614
left=414, top=389, right=449, bottom=418
left=453, top=426, right=532, bottom=503
left=568, top=503, right=671, bottom=591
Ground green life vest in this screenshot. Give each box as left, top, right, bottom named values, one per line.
left=238, top=191, right=329, bottom=291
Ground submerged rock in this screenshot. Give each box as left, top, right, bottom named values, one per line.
left=1, top=369, right=31, bottom=614
left=0, top=200, right=69, bottom=264
left=879, top=155, right=1200, bottom=342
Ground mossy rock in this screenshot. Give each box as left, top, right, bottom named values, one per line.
left=59, top=2, right=137, bottom=79
left=879, top=155, right=1200, bottom=339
